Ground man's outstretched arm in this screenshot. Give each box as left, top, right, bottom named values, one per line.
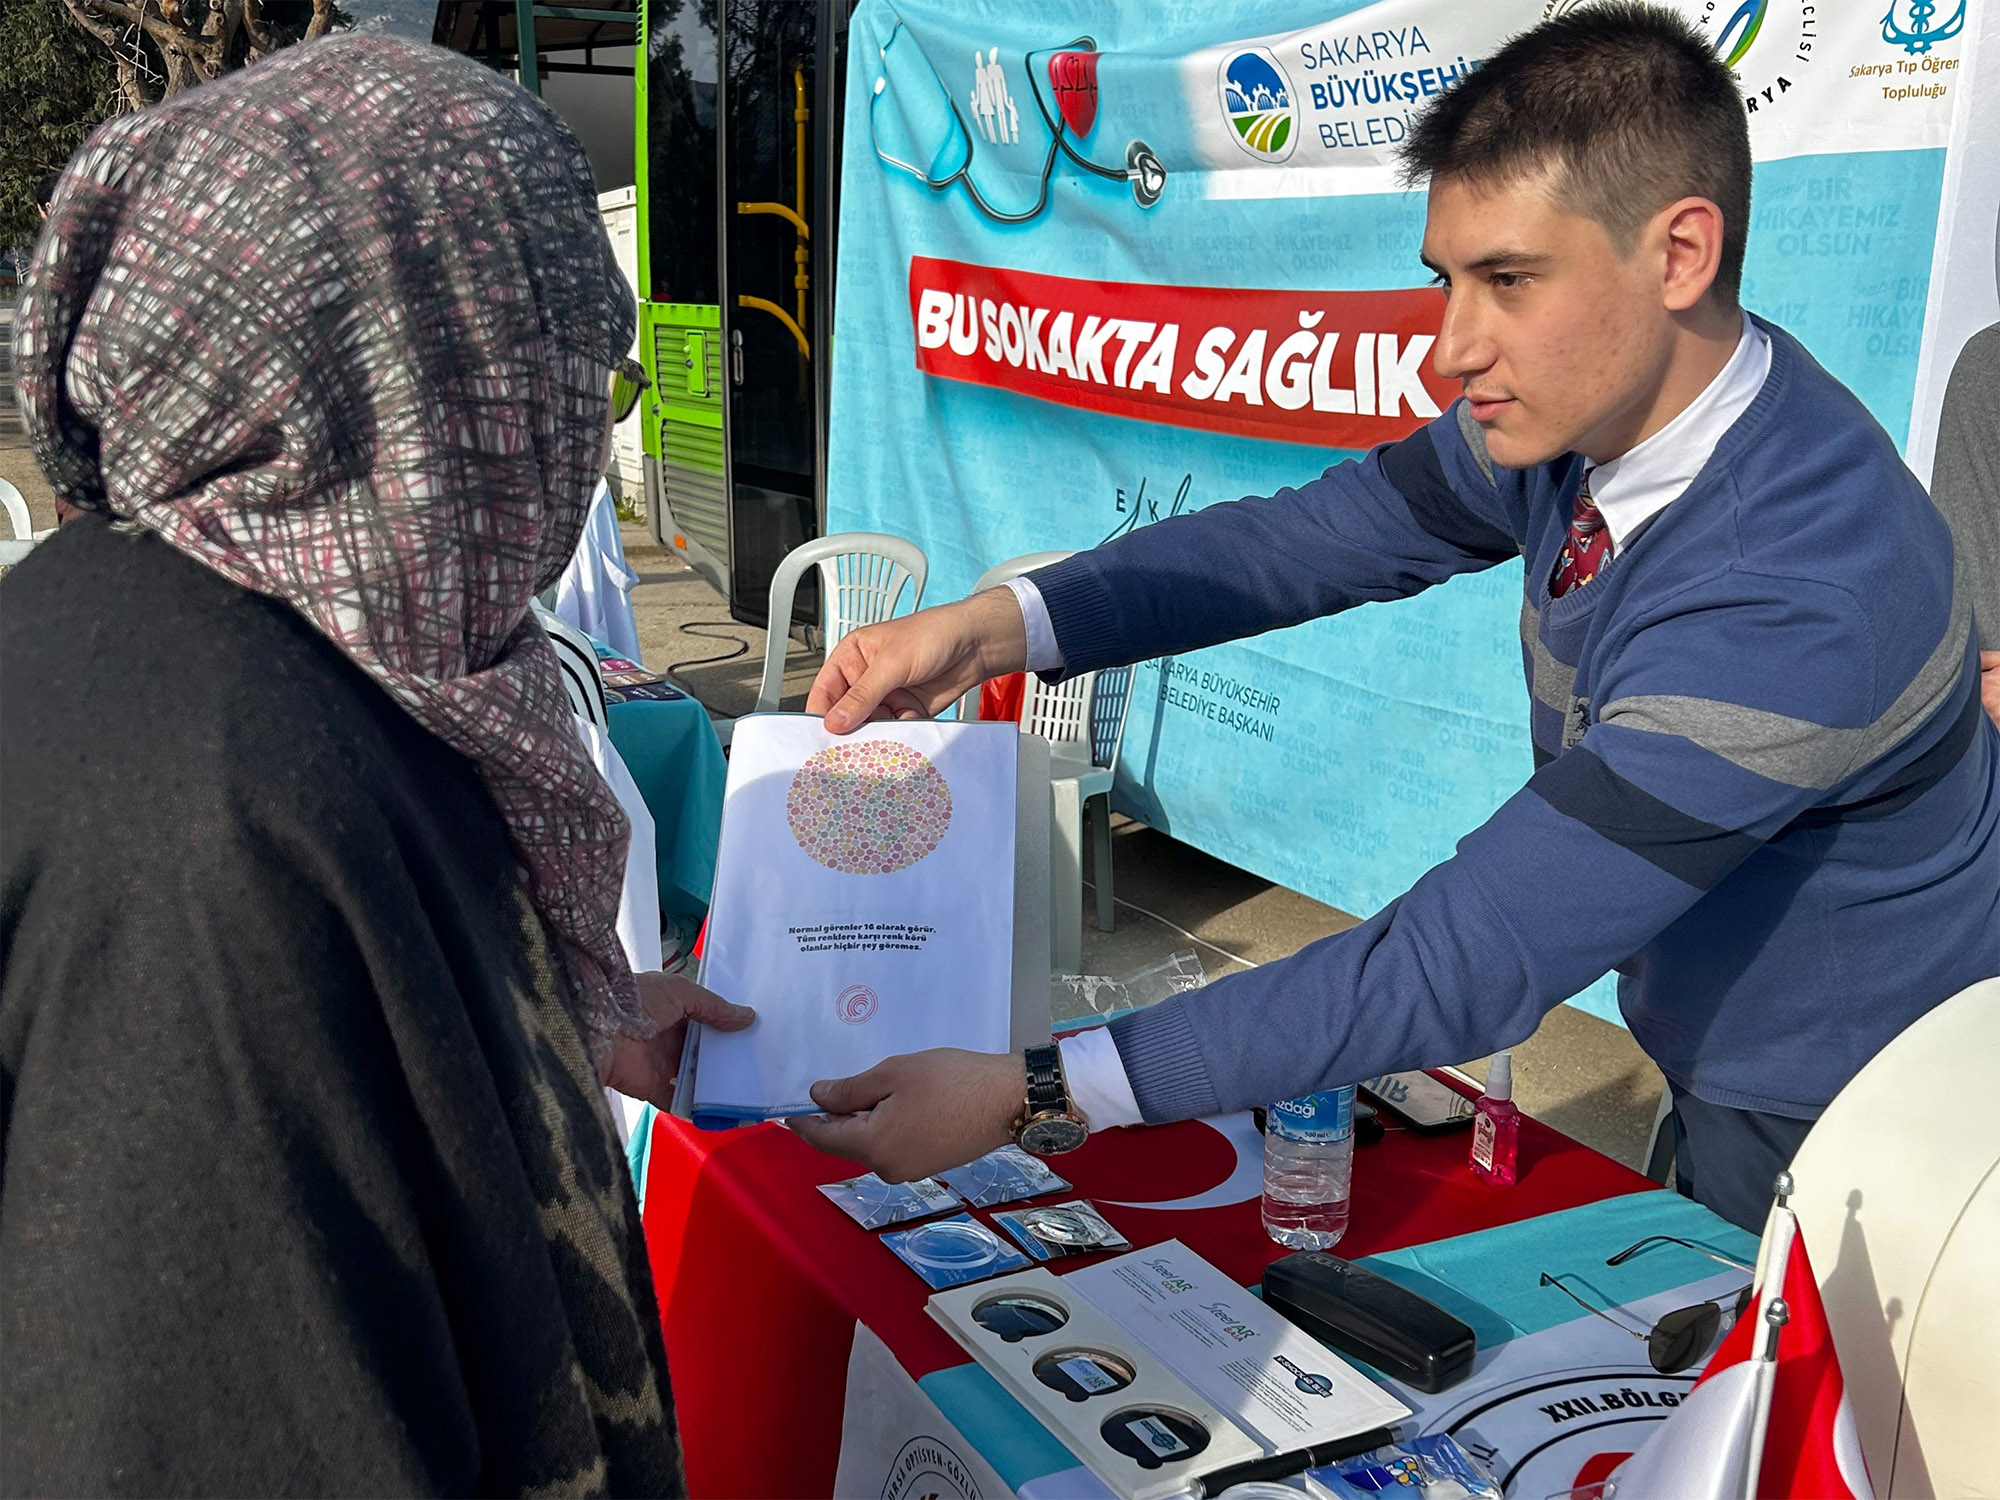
left=809, top=406, right=1523, bottom=729
left=794, top=567, right=1972, bottom=1178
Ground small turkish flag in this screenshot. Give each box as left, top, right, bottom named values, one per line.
left=1048, top=50, right=1098, bottom=137
left=1610, top=1206, right=1875, bottom=1500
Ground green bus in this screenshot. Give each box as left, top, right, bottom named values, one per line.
left=634, top=0, right=850, bottom=627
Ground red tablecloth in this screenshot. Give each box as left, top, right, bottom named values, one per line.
left=640, top=1084, right=1657, bottom=1499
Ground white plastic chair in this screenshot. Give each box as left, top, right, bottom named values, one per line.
left=964, top=552, right=1134, bottom=975
left=534, top=602, right=610, bottom=732
left=719, top=533, right=928, bottom=745
left=0, top=479, right=35, bottom=567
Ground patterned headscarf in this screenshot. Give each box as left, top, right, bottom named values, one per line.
left=15, top=37, right=647, bottom=1056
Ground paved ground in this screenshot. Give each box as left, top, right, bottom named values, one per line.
left=0, top=302, right=63, bottom=535
left=616, top=523, right=1671, bottom=1173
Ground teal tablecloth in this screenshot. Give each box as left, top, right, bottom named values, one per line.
left=605, top=694, right=725, bottom=917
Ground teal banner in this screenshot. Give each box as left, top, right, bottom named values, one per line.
left=827, top=0, right=1964, bottom=1021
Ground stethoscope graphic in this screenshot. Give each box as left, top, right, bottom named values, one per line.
left=869, top=20, right=1168, bottom=224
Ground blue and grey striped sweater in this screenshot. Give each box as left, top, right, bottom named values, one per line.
left=1034, top=319, right=1998, bottom=1121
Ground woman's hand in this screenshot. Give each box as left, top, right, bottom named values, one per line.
left=598, top=971, right=754, bottom=1110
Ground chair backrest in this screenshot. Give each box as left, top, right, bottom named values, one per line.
left=534, top=603, right=610, bottom=732
left=971, top=550, right=1074, bottom=595
left=1020, top=668, right=1094, bottom=750
left=1018, top=664, right=1137, bottom=774
left=961, top=551, right=1134, bottom=772
left=0, top=479, right=30, bottom=542
left=754, top=532, right=928, bottom=714
left=957, top=551, right=1074, bottom=724
left=1088, top=662, right=1136, bottom=771
left=0, top=479, right=35, bottom=566
left=1784, top=976, right=2000, bottom=1498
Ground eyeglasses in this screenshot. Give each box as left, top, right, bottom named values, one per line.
left=611, top=357, right=651, bottom=424
left=1539, top=1236, right=1753, bottom=1374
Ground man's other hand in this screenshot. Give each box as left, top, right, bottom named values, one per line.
left=599, top=971, right=754, bottom=1110
left=806, top=589, right=1028, bottom=734
left=1982, top=651, right=1999, bottom=730
left=786, top=1048, right=1024, bottom=1181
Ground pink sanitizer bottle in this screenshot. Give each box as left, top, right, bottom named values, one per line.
left=1469, top=1051, right=1520, bottom=1187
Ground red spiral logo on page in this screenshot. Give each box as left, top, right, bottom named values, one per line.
left=836, top=985, right=879, bottom=1025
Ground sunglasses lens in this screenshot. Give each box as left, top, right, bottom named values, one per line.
left=612, top=374, right=642, bottom=422
left=1649, top=1304, right=1721, bottom=1374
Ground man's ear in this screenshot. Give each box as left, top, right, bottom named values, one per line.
left=1657, top=195, right=1726, bottom=313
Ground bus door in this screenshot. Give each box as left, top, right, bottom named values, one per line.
left=638, top=0, right=847, bottom=631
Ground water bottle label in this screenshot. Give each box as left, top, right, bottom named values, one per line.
left=1267, top=1088, right=1353, bottom=1144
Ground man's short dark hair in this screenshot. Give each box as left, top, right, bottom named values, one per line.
left=35, top=172, right=64, bottom=213
left=1400, top=3, right=1752, bottom=305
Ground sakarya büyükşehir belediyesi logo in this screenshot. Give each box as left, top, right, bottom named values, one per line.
left=1219, top=47, right=1297, bottom=160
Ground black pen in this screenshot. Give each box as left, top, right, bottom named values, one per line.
left=1191, top=1426, right=1397, bottom=1497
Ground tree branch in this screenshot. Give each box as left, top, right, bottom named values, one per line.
left=79, top=0, right=190, bottom=52
left=239, top=0, right=274, bottom=55
left=60, top=0, right=127, bottom=51
left=61, top=0, right=158, bottom=108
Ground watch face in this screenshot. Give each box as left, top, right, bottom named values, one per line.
left=1020, top=1115, right=1088, bottom=1156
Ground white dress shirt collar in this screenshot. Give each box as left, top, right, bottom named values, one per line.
left=1588, top=312, right=1772, bottom=557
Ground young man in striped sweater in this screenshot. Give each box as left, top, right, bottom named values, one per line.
left=791, top=4, right=1999, bottom=1232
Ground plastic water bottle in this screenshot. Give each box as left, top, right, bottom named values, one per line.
left=1261, top=1086, right=1355, bottom=1249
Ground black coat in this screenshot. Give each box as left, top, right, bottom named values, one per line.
left=1, top=517, right=681, bottom=1496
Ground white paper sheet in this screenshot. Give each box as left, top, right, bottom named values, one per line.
left=691, top=714, right=1018, bottom=1120
left=834, top=1322, right=1017, bottom=1500
left=1065, top=1241, right=1410, bottom=1453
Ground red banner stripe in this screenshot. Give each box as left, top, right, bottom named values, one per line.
left=907, top=255, right=1453, bottom=450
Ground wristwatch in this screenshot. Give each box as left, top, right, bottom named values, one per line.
left=1014, top=1043, right=1089, bottom=1156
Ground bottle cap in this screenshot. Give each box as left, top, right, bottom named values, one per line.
left=1485, top=1051, right=1513, bottom=1103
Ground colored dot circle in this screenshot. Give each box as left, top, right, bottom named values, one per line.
left=786, top=740, right=953, bottom=875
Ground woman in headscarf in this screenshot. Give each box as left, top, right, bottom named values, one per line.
left=0, top=36, right=748, bottom=1495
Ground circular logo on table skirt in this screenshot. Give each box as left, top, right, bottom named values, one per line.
left=882, top=1435, right=983, bottom=1500
left=837, top=984, right=880, bottom=1025
left=787, top=740, right=953, bottom=875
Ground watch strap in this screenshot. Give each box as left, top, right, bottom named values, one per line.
left=1024, top=1042, right=1069, bottom=1117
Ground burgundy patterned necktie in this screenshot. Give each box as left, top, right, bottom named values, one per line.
left=1550, top=468, right=1609, bottom=599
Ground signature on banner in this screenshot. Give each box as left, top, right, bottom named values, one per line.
left=1100, top=471, right=1196, bottom=547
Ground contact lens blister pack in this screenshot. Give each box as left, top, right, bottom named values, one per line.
left=938, top=1145, right=1071, bottom=1208
left=882, top=1213, right=1033, bottom=1288
left=1307, top=1433, right=1500, bottom=1500
left=928, top=1267, right=1262, bottom=1500
left=993, top=1199, right=1131, bottom=1260
left=817, top=1172, right=964, bottom=1230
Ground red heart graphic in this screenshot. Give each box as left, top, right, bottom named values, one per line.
left=1048, top=50, right=1099, bottom=138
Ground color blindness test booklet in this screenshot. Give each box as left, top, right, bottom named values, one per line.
left=676, top=714, right=1047, bottom=1126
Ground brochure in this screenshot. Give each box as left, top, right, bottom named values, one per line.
left=1065, top=1240, right=1410, bottom=1452
left=687, top=714, right=1020, bottom=1123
